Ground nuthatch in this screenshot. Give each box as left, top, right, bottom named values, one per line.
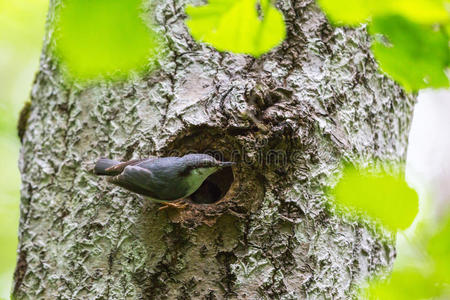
left=94, top=154, right=234, bottom=209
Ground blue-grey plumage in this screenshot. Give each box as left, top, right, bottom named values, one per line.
left=94, top=154, right=234, bottom=204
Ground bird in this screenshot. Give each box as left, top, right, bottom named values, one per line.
left=94, top=153, right=235, bottom=209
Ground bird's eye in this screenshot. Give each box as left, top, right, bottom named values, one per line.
left=201, top=160, right=212, bottom=167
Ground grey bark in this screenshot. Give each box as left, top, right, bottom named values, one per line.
left=14, top=0, right=415, bottom=299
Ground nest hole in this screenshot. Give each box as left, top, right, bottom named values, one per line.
left=189, top=165, right=234, bottom=204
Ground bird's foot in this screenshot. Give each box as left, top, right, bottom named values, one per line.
left=158, top=200, right=188, bottom=211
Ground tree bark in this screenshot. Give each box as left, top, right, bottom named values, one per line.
left=14, top=0, right=415, bottom=299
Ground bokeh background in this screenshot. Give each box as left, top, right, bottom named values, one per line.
left=0, top=0, right=47, bottom=297
left=0, top=0, right=449, bottom=298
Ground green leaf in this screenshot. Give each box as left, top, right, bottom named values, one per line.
left=185, top=0, right=286, bottom=57
left=366, top=268, right=443, bottom=300
left=316, top=0, right=371, bottom=25
left=317, top=0, right=450, bottom=91
left=363, top=213, right=450, bottom=299
left=54, top=0, right=159, bottom=81
left=369, top=15, right=449, bottom=91
left=428, top=216, right=450, bottom=283
left=332, top=165, right=418, bottom=231
left=317, top=0, right=449, bottom=25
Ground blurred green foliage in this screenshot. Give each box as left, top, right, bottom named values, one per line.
left=331, top=164, right=419, bottom=231
left=370, top=15, right=449, bottom=91
left=427, top=216, right=450, bottom=284
left=331, top=164, right=450, bottom=298
left=364, top=214, right=450, bottom=299
left=317, top=0, right=450, bottom=91
left=186, top=0, right=285, bottom=56
left=367, top=267, right=444, bottom=299
left=54, top=0, right=159, bottom=81
left=317, top=0, right=448, bottom=25
left=186, top=0, right=449, bottom=91
left=0, top=0, right=47, bottom=297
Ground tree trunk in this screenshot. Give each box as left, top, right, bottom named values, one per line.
left=14, top=0, right=415, bottom=299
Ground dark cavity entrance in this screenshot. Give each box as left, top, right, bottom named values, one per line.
left=189, top=166, right=234, bottom=204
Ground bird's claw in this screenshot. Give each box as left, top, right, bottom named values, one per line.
left=158, top=200, right=188, bottom=211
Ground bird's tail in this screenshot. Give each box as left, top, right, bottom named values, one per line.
left=94, top=158, right=121, bottom=175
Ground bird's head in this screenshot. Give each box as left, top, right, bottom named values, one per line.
left=180, top=154, right=234, bottom=178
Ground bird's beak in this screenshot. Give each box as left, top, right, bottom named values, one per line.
left=219, top=161, right=235, bottom=168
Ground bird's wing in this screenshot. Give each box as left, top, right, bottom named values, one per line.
left=105, top=157, right=157, bottom=174
left=107, top=165, right=158, bottom=198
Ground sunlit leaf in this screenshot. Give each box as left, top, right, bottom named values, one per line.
left=369, top=16, right=449, bottom=91
left=0, top=138, right=21, bottom=298
left=366, top=268, right=443, bottom=300
left=0, top=0, right=47, bottom=297
left=317, top=0, right=450, bottom=91
left=428, top=215, right=450, bottom=283
left=54, top=0, right=159, bottom=80
left=332, top=165, right=418, bottom=231
left=186, top=0, right=286, bottom=57
left=316, top=0, right=371, bottom=25
left=364, top=212, right=450, bottom=299
left=317, top=0, right=449, bottom=25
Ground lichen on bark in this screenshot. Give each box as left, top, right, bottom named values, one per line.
left=14, top=0, right=415, bottom=299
